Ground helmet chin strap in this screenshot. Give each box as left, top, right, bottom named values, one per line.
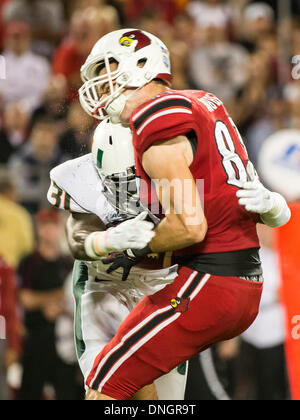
left=105, top=83, right=145, bottom=124
left=105, top=94, right=127, bottom=124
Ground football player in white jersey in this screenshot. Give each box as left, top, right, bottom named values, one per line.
left=47, top=120, right=189, bottom=400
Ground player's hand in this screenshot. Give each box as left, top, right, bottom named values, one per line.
left=236, top=162, right=274, bottom=214
left=236, top=180, right=275, bottom=214
left=106, top=211, right=155, bottom=251
left=102, top=251, right=142, bottom=281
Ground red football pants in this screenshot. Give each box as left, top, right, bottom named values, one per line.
left=86, top=266, right=263, bottom=399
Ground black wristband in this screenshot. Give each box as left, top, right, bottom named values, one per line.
left=130, top=245, right=152, bottom=258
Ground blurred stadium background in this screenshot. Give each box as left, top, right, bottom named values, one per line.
left=0, top=0, right=300, bottom=400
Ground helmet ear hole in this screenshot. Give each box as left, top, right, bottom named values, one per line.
left=137, top=58, right=147, bottom=68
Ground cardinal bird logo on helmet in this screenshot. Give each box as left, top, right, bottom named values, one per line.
left=119, top=30, right=151, bottom=52
left=170, top=297, right=190, bottom=314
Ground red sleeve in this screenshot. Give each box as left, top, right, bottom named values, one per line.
left=0, top=265, right=21, bottom=352
left=130, top=93, right=197, bottom=157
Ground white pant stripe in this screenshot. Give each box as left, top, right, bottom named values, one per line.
left=90, top=304, right=172, bottom=387
left=98, top=313, right=181, bottom=392
left=95, top=273, right=211, bottom=393
left=177, top=271, right=198, bottom=298
left=189, top=274, right=211, bottom=301
left=89, top=271, right=197, bottom=387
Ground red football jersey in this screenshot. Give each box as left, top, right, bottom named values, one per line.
left=130, top=89, right=260, bottom=256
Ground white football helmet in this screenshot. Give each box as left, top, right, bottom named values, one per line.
left=92, top=120, right=135, bottom=179
left=92, top=120, right=140, bottom=219
left=79, top=28, right=172, bottom=122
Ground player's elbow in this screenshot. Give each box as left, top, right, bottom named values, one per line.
left=185, top=219, right=208, bottom=245
left=69, top=232, right=89, bottom=261
left=69, top=245, right=83, bottom=261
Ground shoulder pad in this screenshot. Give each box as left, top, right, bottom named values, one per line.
left=48, top=154, right=116, bottom=225
left=131, top=93, right=195, bottom=155
left=47, top=179, right=86, bottom=213
left=132, top=93, right=193, bottom=134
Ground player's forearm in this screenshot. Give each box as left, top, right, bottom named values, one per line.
left=66, top=212, right=155, bottom=261
left=66, top=221, right=97, bottom=261
left=65, top=213, right=106, bottom=261
left=141, top=136, right=207, bottom=253
left=149, top=214, right=207, bottom=253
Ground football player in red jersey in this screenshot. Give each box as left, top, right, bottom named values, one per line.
left=79, top=29, right=291, bottom=400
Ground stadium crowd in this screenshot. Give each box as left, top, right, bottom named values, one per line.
left=0, top=0, right=299, bottom=400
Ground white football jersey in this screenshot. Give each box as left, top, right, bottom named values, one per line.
left=47, top=119, right=187, bottom=400
left=47, top=153, right=120, bottom=226
left=47, top=154, right=187, bottom=401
